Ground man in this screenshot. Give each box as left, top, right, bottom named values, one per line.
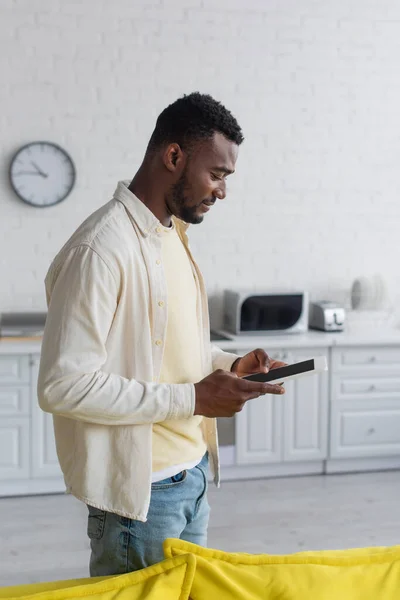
left=37, top=92, right=285, bottom=577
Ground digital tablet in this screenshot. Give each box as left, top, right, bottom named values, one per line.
left=243, top=357, right=328, bottom=384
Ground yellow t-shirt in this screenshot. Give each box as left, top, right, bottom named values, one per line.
left=152, top=223, right=207, bottom=476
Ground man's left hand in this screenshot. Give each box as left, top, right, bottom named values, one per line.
left=231, top=348, right=287, bottom=378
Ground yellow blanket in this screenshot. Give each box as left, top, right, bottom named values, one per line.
left=2, top=541, right=400, bottom=599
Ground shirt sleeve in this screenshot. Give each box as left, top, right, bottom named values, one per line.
left=37, top=245, right=195, bottom=426
left=210, top=344, right=240, bottom=372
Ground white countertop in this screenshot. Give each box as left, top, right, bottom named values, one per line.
left=211, top=328, right=400, bottom=351
left=1, top=327, right=400, bottom=355
left=0, top=339, right=42, bottom=354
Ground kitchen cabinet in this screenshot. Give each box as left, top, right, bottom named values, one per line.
left=330, top=347, right=400, bottom=459
left=236, top=347, right=329, bottom=467
left=0, top=417, right=30, bottom=480
left=0, top=352, right=64, bottom=497
left=1, top=332, right=400, bottom=495
left=236, top=386, right=282, bottom=465
left=0, top=355, right=30, bottom=385
left=283, top=348, right=329, bottom=462
left=0, top=355, right=31, bottom=482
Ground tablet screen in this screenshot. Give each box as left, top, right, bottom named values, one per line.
left=243, top=359, right=316, bottom=383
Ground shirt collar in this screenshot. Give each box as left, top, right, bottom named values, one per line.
left=114, top=180, right=190, bottom=238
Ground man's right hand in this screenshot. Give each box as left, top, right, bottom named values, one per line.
left=194, top=369, right=285, bottom=418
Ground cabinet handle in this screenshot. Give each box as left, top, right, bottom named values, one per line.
left=369, top=385, right=376, bottom=392
left=367, top=428, right=375, bottom=435
left=369, top=356, right=377, bottom=363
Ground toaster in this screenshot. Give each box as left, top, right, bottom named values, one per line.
left=309, top=301, right=345, bottom=332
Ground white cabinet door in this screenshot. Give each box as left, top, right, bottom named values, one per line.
left=0, top=356, right=30, bottom=385
left=283, top=349, right=329, bottom=462
left=235, top=347, right=329, bottom=466
left=0, top=417, right=30, bottom=480
left=235, top=348, right=284, bottom=465
left=236, top=393, right=282, bottom=465
left=0, top=386, right=30, bottom=417
left=30, top=355, right=63, bottom=478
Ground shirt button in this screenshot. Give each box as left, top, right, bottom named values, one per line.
left=158, top=300, right=165, bottom=307
left=155, top=339, right=163, bottom=346
left=156, top=259, right=161, bottom=265
left=156, top=226, right=162, bottom=234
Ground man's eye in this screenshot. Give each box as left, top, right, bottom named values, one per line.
left=211, top=173, right=222, bottom=181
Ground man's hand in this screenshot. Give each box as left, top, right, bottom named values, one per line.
left=194, top=368, right=285, bottom=418
left=230, top=348, right=287, bottom=378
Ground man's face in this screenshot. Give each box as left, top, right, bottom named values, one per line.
left=165, top=132, right=239, bottom=225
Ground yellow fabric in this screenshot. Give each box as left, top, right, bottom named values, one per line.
left=0, top=554, right=195, bottom=600
left=152, top=225, right=206, bottom=475
left=164, top=538, right=400, bottom=599
left=0, top=577, right=107, bottom=598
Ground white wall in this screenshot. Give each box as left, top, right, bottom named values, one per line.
left=1, top=0, right=399, bottom=327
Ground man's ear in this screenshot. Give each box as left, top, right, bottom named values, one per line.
left=163, top=143, right=185, bottom=173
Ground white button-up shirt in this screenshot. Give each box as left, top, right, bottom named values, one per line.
left=37, top=181, right=238, bottom=521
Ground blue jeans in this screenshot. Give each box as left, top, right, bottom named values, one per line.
left=87, top=454, right=210, bottom=576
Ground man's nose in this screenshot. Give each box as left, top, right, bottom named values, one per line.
left=214, top=185, right=226, bottom=201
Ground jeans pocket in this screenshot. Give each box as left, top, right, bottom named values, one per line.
left=87, top=505, right=107, bottom=540
left=195, top=455, right=209, bottom=483
left=151, top=469, right=188, bottom=490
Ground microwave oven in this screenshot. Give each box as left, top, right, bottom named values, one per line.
left=223, top=290, right=309, bottom=335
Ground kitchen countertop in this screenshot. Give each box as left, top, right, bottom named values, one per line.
left=1, top=327, right=400, bottom=355
left=0, top=338, right=43, bottom=354
left=210, top=328, right=400, bottom=351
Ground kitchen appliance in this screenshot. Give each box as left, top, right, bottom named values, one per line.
left=309, top=301, right=345, bottom=332
left=223, top=290, right=309, bottom=335
left=210, top=330, right=232, bottom=342
left=0, top=312, right=47, bottom=338
left=350, top=275, right=386, bottom=310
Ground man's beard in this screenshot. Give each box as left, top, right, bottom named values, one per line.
left=168, top=173, right=204, bottom=225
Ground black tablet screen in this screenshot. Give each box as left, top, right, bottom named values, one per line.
left=243, top=359, right=315, bottom=382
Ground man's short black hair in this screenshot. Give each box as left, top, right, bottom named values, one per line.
left=147, top=92, right=244, bottom=153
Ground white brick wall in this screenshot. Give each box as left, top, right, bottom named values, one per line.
left=1, top=0, right=399, bottom=327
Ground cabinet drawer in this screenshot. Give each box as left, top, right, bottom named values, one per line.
left=0, top=356, right=30, bottom=384
left=338, top=377, right=400, bottom=397
left=333, top=347, right=400, bottom=374
left=330, top=401, right=400, bottom=458
left=0, top=387, right=30, bottom=416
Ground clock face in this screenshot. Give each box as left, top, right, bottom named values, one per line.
left=9, top=142, right=76, bottom=207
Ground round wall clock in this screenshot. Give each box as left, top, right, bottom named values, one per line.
left=9, top=141, right=76, bottom=207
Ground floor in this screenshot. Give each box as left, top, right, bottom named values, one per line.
left=1, top=470, right=399, bottom=586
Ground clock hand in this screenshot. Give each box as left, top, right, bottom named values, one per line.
left=30, top=161, right=48, bottom=178
left=14, top=170, right=45, bottom=176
